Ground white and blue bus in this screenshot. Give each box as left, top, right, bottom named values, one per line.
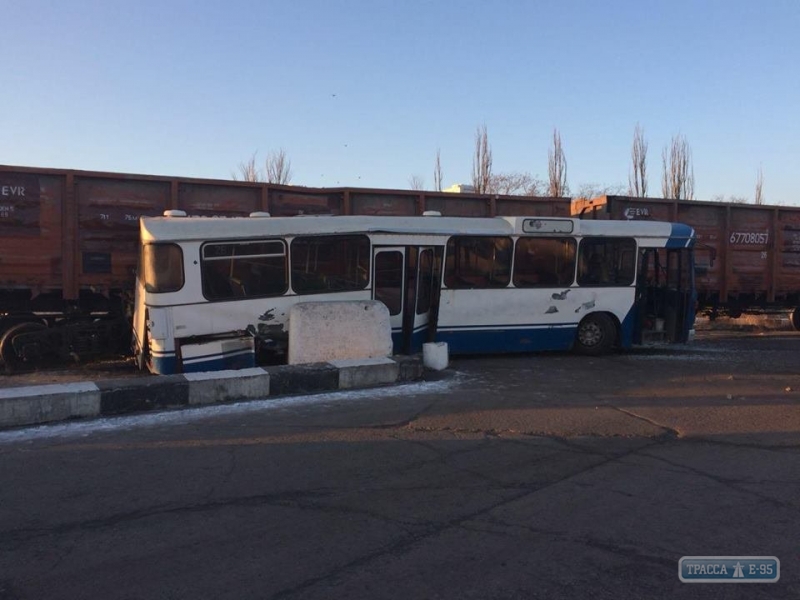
left=133, top=212, right=696, bottom=374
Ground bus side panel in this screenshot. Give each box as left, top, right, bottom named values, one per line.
left=435, top=288, right=634, bottom=354
left=180, top=337, right=255, bottom=373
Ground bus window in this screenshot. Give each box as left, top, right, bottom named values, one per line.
left=513, top=238, right=576, bottom=287
left=201, top=240, right=287, bottom=300
left=374, top=251, right=403, bottom=316
left=143, top=243, right=184, bottom=293
left=291, top=235, right=370, bottom=294
left=444, top=236, right=512, bottom=288
left=577, top=238, right=636, bottom=286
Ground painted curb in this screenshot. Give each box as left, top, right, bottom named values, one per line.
left=0, top=356, right=424, bottom=429
left=0, top=383, right=100, bottom=428
left=329, top=357, right=399, bottom=390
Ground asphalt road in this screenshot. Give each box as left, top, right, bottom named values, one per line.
left=1, top=331, right=799, bottom=599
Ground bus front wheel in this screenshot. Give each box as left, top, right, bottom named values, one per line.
left=574, top=313, right=616, bottom=356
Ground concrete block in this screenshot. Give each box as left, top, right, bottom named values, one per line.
left=96, top=375, right=188, bottom=415
left=288, top=301, right=392, bottom=364
left=423, top=342, right=449, bottom=371
left=329, top=357, right=400, bottom=389
left=0, top=383, right=100, bottom=428
left=394, top=356, right=425, bottom=382
left=184, top=367, right=270, bottom=405
left=266, top=363, right=339, bottom=396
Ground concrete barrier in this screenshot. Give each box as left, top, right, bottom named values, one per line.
left=288, top=301, right=392, bottom=364
left=0, top=355, right=423, bottom=431
left=0, top=382, right=100, bottom=428
left=185, top=367, right=269, bottom=405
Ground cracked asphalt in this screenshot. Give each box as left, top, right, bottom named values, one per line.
left=1, top=330, right=799, bottom=599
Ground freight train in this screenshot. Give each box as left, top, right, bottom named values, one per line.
left=0, top=165, right=569, bottom=368
left=573, top=195, right=800, bottom=328
left=3, top=164, right=798, bottom=371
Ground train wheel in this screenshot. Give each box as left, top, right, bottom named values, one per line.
left=574, top=313, right=616, bottom=356
left=791, top=307, right=800, bottom=332
left=0, top=322, right=47, bottom=371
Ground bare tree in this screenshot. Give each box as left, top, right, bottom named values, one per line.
left=488, top=172, right=544, bottom=196
left=471, top=125, right=493, bottom=194
left=232, top=152, right=263, bottom=182
left=661, top=134, right=694, bottom=200
left=754, top=167, right=764, bottom=205
left=265, top=149, right=292, bottom=184
left=628, top=123, right=648, bottom=197
left=711, top=193, right=747, bottom=203
left=548, top=129, right=568, bottom=197
left=408, top=175, right=425, bottom=190
left=433, top=149, right=443, bottom=192
left=574, top=182, right=626, bottom=200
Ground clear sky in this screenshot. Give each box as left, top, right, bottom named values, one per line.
left=2, top=0, right=799, bottom=203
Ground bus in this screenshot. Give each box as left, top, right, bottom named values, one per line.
left=133, top=212, right=697, bottom=374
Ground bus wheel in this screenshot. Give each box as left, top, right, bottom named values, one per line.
left=1, top=322, right=47, bottom=371
left=791, top=307, right=800, bottom=332
left=575, top=313, right=616, bottom=356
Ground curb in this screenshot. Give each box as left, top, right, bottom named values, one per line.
left=0, top=356, right=425, bottom=430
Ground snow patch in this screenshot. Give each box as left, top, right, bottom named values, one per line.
left=0, top=377, right=457, bottom=444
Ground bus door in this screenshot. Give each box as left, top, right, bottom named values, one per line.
left=373, top=246, right=441, bottom=354
left=664, top=248, right=695, bottom=342
left=634, top=247, right=695, bottom=343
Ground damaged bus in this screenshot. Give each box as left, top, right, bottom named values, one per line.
left=133, top=213, right=696, bottom=374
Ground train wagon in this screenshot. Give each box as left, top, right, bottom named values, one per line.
left=574, top=195, right=800, bottom=328
left=0, top=164, right=570, bottom=368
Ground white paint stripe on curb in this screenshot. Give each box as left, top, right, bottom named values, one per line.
left=182, top=367, right=268, bottom=382
left=0, top=382, right=99, bottom=399
left=185, top=368, right=271, bottom=406
left=0, top=382, right=101, bottom=428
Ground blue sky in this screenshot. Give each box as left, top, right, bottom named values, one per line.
left=2, top=0, right=799, bottom=203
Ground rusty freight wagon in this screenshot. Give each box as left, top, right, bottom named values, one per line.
left=574, top=195, right=800, bottom=329
left=0, top=164, right=570, bottom=368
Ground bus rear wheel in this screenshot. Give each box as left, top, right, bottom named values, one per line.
left=574, top=313, right=616, bottom=356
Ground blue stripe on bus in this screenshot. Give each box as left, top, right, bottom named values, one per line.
left=620, top=306, right=636, bottom=347
left=394, top=316, right=638, bottom=354
left=667, top=223, right=695, bottom=248
left=149, top=347, right=255, bottom=374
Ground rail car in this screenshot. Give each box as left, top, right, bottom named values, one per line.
left=0, top=165, right=569, bottom=367
left=134, top=212, right=696, bottom=374
left=574, top=195, right=800, bottom=328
